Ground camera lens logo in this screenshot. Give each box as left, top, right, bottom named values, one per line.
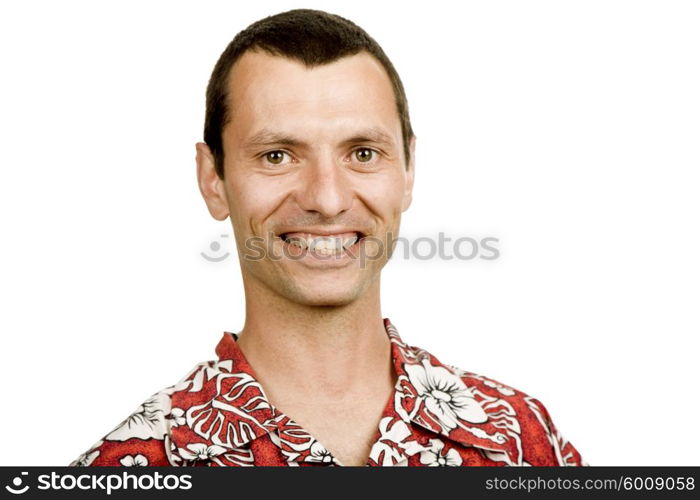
left=201, top=234, right=230, bottom=262
left=5, top=472, right=29, bottom=495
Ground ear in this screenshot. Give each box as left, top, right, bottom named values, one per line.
left=196, top=142, right=230, bottom=221
left=401, top=135, right=416, bottom=212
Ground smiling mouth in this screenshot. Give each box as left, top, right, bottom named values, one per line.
left=278, top=231, right=367, bottom=255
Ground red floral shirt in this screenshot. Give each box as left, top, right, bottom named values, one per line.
left=71, top=318, right=586, bottom=467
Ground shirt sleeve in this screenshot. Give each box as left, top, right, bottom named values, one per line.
left=526, top=397, right=588, bottom=466
left=69, top=387, right=176, bottom=467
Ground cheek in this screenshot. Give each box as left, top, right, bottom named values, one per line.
left=228, top=176, right=287, bottom=235
left=360, top=172, right=406, bottom=218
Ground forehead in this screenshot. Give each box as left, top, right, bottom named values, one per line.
left=224, top=49, right=401, bottom=139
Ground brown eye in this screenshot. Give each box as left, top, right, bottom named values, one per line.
left=354, top=148, right=374, bottom=163
left=265, top=151, right=286, bottom=164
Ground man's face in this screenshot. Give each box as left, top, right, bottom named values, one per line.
left=198, top=49, right=415, bottom=307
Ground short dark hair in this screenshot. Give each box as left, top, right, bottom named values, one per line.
left=203, top=8, right=414, bottom=179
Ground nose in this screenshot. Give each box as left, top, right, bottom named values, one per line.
left=296, top=154, right=354, bottom=218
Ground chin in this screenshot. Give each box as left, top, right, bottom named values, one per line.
left=289, top=288, right=361, bottom=308
left=274, top=278, right=368, bottom=307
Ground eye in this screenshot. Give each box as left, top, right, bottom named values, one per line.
left=263, top=150, right=291, bottom=165
left=353, top=147, right=375, bottom=163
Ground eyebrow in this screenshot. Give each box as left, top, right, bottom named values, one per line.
left=242, top=127, right=396, bottom=150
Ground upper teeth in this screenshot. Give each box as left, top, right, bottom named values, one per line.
left=285, top=234, right=359, bottom=254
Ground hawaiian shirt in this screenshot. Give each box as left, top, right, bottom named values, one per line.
left=70, top=318, right=587, bottom=467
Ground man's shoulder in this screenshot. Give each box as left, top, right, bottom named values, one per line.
left=397, top=337, right=540, bottom=405
left=444, top=360, right=534, bottom=403
left=398, top=340, right=587, bottom=466
left=69, top=360, right=214, bottom=467
left=442, top=359, right=559, bottom=433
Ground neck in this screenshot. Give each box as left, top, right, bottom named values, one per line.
left=235, top=275, right=394, bottom=400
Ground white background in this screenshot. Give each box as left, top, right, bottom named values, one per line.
left=1, top=0, right=698, bottom=466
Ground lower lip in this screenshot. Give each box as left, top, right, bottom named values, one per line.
left=277, top=236, right=365, bottom=268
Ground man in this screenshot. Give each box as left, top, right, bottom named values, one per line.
left=71, top=8, right=586, bottom=467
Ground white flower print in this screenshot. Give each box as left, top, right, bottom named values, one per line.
left=119, top=454, right=148, bottom=466
left=168, top=407, right=185, bottom=427
left=305, top=441, right=334, bottom=464
left=369, top=417, right=418, bottom=466
left=178, top=443, right=227, bottom=461
left=419, top=439, right=463, bottom=466
left=404, top=359, right=488, bottom=433
left=105, top=389, right=172, bottom=441
left=378, top=416, right=411, bottom=443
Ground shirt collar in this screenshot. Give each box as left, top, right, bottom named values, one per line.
left=170, top=318, right=520, bottom=466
